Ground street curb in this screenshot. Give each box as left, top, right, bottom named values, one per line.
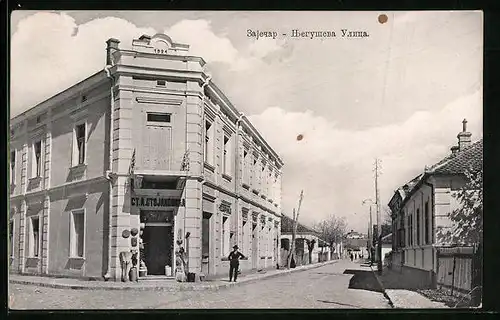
left=370, top=265, right=395, bottom=309
left=9, top=260, right=339, bottom=292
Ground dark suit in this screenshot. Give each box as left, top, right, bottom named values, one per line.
left=228, top=250, right=245, bottom=281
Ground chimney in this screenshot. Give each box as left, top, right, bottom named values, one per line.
left=106, top=38, right=120, bottom=66
left=457, top=118, right=472, bottom=151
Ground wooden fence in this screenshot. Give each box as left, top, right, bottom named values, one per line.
left=436, top=246, right=481, bottom=297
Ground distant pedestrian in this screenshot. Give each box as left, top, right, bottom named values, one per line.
left=350, top=253, right=353, bottom=261
left=228, top=245, right=245, bottom=282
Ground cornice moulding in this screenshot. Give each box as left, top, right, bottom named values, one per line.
left=135, top=97, right=183, bottom=106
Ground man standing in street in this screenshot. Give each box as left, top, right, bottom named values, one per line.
left=228, top=245, right=245, bottom=282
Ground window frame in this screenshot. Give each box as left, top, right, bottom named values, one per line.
left=69, top=209, right=86, bottom=259
left=32, top=140, right=43, bottom=178
left=146, top=112, right=171, bottom=124
left=10, top=150, right=16, bottom=185
left=71, top=120, right=87, bottom=167
left=204, top=120, right=214, bottom=165
left=29, top=216, right=41, bottom=258
left=242, top=149, right=248, bottom=183
left=222, top=215, right=230, bottom=258
left=416, top=208, right=420, bottom=246
left=223, top=135, right=230, bottom=175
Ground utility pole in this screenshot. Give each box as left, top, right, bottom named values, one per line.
left=287, top=190, right=304, bottom=269
left=362, top=199, right=374, bottom=265
left=374, top=158, right=383, bottom=274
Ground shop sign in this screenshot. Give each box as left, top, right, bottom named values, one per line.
left=219, top=203, right=231, bottom=215
left=131, top=196, right=185, bottom=209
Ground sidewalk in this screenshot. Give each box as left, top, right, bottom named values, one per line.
left=370, top=264, right=448, bottom=309
left=9, top=259, right=338, bottom=292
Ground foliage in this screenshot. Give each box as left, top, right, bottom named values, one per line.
left=437, top=168, right=483, bottom=246
left=314, top=214, right=348, bottom=250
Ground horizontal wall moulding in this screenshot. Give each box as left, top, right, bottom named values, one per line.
left=136, top=97, right=183, bottom=105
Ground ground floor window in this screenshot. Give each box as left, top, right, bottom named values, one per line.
left=222, top=216, right=230, bottom=257
left=242, top=220, right=247, bottom=253
left=29, top=216, right=40, bottom=257
left=9, top=220, right=14, bottom=257
left=70, top=210, right=85, bottom=258
left=202, top=212, right=211, bottom=261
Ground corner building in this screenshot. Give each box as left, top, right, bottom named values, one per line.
left=9, top=34, right=284, bottom=281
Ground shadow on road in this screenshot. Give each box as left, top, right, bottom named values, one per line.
left=343, top=269, right=383, bottom=293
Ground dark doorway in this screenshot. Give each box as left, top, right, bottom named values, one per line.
left=142, top=225, right=173, bottom=275
left=202, top=212, right=212, bottom=275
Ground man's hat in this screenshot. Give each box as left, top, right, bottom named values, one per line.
left=233, top=245, right=239, bottom=249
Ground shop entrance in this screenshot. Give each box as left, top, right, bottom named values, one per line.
left=140, top=210, right=174, bottom=276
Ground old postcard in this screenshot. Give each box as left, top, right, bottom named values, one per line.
left=9, top=10, right=483, bottom=309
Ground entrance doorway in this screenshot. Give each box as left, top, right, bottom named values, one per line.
left=201, top=212, right=212, bottom=275
left=142, top=224, right=174, bottom=276
left=251, top=223, right=258, bottom=269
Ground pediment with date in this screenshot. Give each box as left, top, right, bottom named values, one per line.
left=132, top=33, right=189, bottom=55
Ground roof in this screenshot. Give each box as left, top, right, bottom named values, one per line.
left=393, top=138, right=483, bottom=209
left=431, top=139, right=483, bottom=175
left=281, top=214, right=319, bottom=235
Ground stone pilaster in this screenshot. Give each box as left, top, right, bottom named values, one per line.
left=109, top=76, right=134, bottom=281
left=183, top=179, right=202, bottom=273
left=185, top=84, right=203, bottom=176
left=19, top=200, right=26, bottom=273
left=42, top=196, right=50, bottom=274
left=43, top=125, right=51, bottom=190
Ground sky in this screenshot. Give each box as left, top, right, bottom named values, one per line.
left=10, top=11, right=483, bottom=233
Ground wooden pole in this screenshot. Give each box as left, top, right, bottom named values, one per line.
left=287, top=190, right=304, bottom=268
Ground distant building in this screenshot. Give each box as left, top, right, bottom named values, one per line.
left=345, top=230, right=365, bottom=239
left=388, top=119, right=482, bottom=288
left=9, top=33, right=283, bottom=281
left=280, top=214, right=330, bottom=266
left=343, top=230, right=369, bottom=259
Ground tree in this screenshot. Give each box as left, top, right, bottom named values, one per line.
left=306, top=239, right=316, bottom=264
left=436, top=167, right=483, bottom=246
left=314, top=215, right=348, bottom=257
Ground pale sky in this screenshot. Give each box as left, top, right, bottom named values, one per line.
left=10, top=11, right=483, bottom=233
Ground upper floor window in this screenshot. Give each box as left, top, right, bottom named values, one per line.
left=243, top=149, right=249, bottom=183
left=424, top=201, right=430, bottom=244
left=10, top=150, right=15, bottom=185
left=32, top=140, right=42, bottom=178
left=223, top=135, right=230, bottom=175
left=147, top=112, right=171, bottom=123
left=73, top=123, right=86, bottom=166
left=416, top=208, right=420, bottom=245
left=204, top=120, right=214, bottom=165
left=156, top=80, right=166, bottom=87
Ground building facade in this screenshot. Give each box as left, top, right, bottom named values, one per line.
left=388, top=120, right=482, bottom=288
left=9, top=33, right=283, bottom=281
left=279, top=214, right=330, bottom=266
left=343, top=231, right=369, bottom=260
